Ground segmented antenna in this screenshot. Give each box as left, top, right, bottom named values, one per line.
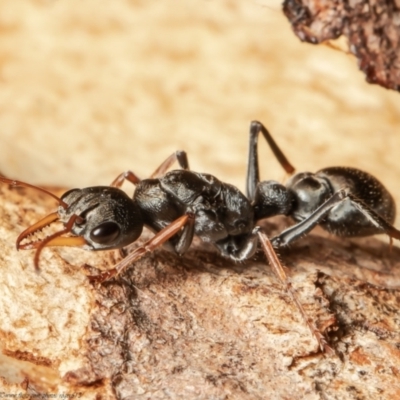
left=0, top=176, right=68, bottom=208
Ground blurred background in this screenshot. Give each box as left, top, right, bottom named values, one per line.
left=0, top=0, right=399, bottom=220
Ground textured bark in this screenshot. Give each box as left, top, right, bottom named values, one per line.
left=0, top=183, right=400, bottom=399
left=283, top=0, right=400, bottom=91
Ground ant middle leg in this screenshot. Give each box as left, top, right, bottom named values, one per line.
left=246, top=121, right=295, bottom=201
left=110, top=151, right=190, bottom=188
left=150, top=150, right=189, bottom=178
left=271, top=189, right=400, bottom=248
left=110, top=171, right=142, bottom=188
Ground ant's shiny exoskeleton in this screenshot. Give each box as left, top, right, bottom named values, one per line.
left=247, top=120, right=400, bottom=249
left=9, top=119, right=396, bottom=355
left=7, top=152, right=263, bottom=276
left=1, top=148, right=332, bottom=352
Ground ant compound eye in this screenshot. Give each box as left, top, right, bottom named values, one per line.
left=90, top=221, right=121, bottom=245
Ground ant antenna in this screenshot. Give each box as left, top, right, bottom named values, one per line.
left=0, top=176, right=68, bottom=208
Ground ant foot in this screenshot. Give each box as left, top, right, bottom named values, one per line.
left=86, top=268, right=118, bottom=285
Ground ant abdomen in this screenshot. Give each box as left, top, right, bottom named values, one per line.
left=313, top=167, right=396, bottom=237
left=247, top=121, right=400, bottom=247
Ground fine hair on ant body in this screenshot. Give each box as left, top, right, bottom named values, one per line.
left=246, top=120, right=400, bottom=249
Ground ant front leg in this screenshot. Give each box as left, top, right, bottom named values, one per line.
left=271, top=189, right=400, bottom=248
left=246, top=121, right=295, bottom=201
left=171, top=212, right=195, bottom=255
left=89, top=213, right=195, bottom=284
left=110, top=150, right=190, bottom=188
left=257, top=230, right=333, bottom=354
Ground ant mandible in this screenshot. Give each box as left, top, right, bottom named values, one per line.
left=246, top=120, right=400, bottom=249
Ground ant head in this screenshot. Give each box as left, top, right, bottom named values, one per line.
left=1, top=176, right=144, bottom=270
left=16, top=186, right=143, bottom=254
left=253, top=180, right=293, bottom=221
left=57, top=186, right=144, bottom=250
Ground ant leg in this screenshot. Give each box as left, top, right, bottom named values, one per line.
left=110, top=171, right=142, bottom=188
left=216, top=227, right=259, bottom=261
left=253, top=121, right=296, bottom=174
left=150, top=150, right=189, bottom=178
left=246, top=121, right=295, bottom=201
left=88, top=214, right=194, bottom=284
left=246, top=122, right=262, bottom=201
left=231, top=227, right=260, bottom=260
left=110, top=151, right=190, bottom=188
left=173, top=212, right=195, bottom=255
left=271, top=189, right=400, bottom=248
left=257, top=230, right=333, bottom=354
left=271, top=191, right=345, bottom=248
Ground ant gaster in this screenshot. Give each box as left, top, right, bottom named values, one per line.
left=247, top=121, right=400, bottom=249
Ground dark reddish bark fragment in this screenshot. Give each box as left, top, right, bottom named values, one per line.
left=283, top=0, right=400, bottom=91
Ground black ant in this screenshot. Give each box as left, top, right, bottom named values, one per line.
left=1, top=149, right=333, bottom=353
left=247, top=120, right=400, bottom=250
left=4, top=128, right=365, bottom=354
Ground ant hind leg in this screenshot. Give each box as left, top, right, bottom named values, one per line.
left=271, top=189, right=400, bottom=248
left=257, top=230, right=334, bottom=354
left=246, top=121, right=295, bottom=201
